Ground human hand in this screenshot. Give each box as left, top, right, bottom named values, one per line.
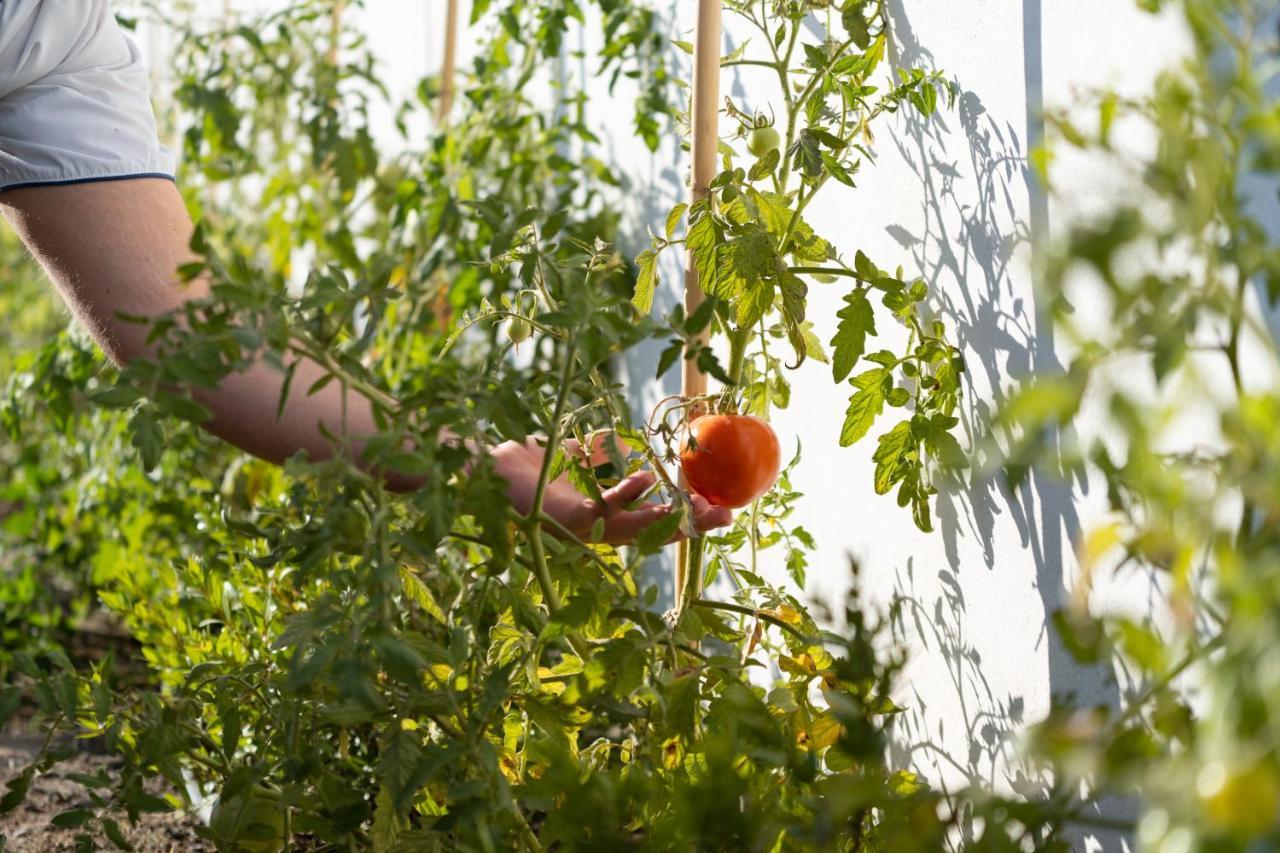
left=490, top=433, right=732, bottom=545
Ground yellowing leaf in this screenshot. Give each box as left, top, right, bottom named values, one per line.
left=810, top=713, right=843, bottom=750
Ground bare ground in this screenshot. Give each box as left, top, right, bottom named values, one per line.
left=0, top=732, right=211, bottom=852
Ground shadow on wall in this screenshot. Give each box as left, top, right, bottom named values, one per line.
left=883, top=0, right=1132, bottom=847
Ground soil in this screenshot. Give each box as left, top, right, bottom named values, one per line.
left=0, top=733, right=211, bottom=853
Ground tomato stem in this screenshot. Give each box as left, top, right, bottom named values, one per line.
left=525, top=331, right=590, bottom=658
left=691, top=598, right=808, bottom=642
left=681, top=538, right=706, bottom=613
left=727, top=325, right=752, bottom=392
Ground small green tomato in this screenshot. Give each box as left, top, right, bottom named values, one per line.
left=747, top=125, right=781, bottom=157
left=505, top=316, right=532, bottom=344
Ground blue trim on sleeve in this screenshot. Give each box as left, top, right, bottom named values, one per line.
left=0, top=172, right=177, bottom=193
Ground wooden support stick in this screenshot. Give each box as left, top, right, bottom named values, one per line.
left=438, top=0, right=460, bottom=124
left=675, top=0, right=722, bottom=607
left=327, top=0, right=346, bottom=67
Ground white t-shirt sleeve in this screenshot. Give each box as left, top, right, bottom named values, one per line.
left=0, top=0, right=176, bottom=192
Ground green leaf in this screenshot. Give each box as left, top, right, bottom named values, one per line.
left=792, top=129, right=825, bottom=179
left=728, top=225, right=776, bottom=287
left=737, top=279, right=776, bottom=327
left=808, top=128, right=847, bottom=150
left=665, top=674, right=700, bottom=740
left=1099, top=93, right=1117, bottom=146
left=51, top=809, right=94, bottom=829
left=635, top=504, right=685, bottom=555
left=696, top=347, right=733, bottom=385
left=102, top=817, right=134, bottom=852
left=1, top=768, right=32, bottom=815
left=372, top=782, right=408, bottom=852
left=840, top=369, right=886, bottom=446
left=749, top=148, right=781, bottom=182
left=888, top=769, right=927, bottom=796
left=854, top=250, right=877, bottom=280
left=656, top=341, right=682, bottom=379
left=800, top=321, right=830, bottom=364
left=378, top=727, right=429, bottom=813
left=747, top=189, right=792, bottom=237
left=633, top=249, right=659, bottom=315
left=778, top=272, right=809, bottom=365
left=822, top=152, right=857, bottom=186
left=1117, top=620, right=1167, bottom=674
left=831, top=288, right=876, bottom=382
left=872, top=420, right=914, bottom=494
left=922, top=414, right=966, bottom=468
left=841, top=0, right=872, bottom=49
left=87, top=385, right=141, bottom=409
left=665, top=203, right=688, bottom=239
left=910, top=483, right=933, bottom=532
left=129, top=410, right=163, bottom=472
left=220, top=702, right=241, bottom=759
left=686, top=211, right=719, bottom=295
left=400, top=567, right=447, bottom=624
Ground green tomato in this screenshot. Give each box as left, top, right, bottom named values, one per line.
left=505, top=316, right=532, bottom=344
left=210, top=788, right=285, bottom=853
left=747, top=125, right=781, bottom=157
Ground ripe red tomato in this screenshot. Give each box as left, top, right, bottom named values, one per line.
left=679, top=414, right=781, bottom=508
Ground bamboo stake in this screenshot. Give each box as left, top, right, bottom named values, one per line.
left=438, top=0, right=460, bottom=124
left=675, top=0, right=722, bottom=609
left=328, top=0, right=346, bottom=67
left=430, top=0, right=461, bottom=330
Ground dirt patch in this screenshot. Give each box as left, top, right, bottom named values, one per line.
left=0, top=734, right=211, bottom=852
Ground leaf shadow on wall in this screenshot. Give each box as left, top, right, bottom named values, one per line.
left=881, top=1, right=1134, bottom=847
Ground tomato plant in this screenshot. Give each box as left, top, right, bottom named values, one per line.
left=634, top=0, right=963, bottom=536
left=2, top=0, right=1277, bottom=851
left=0, top=2, right=982, bottom=847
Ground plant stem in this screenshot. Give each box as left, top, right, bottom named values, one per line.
left=789, top=266, right=861, bottom=280
left=1225, top=265, right=1254, bottom=544
left=722, top=59, right=778, bottom=70
left=691, top=598, right=808, bottom=642
left=681, top=312, right=754, bottom=614
left=681, top=539, right=706, bottom=613
left=726, top=326, right=753, bottom=392
left=524, top=333, right=590, bottom=658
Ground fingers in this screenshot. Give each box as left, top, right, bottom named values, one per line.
left=689, top=494, right=734, bottom=533
left=598, top=491, right=734, bottom=545
left=599, top=503, right=675, bottom=545
left=601, top=469, right=657, bottom=511
left=562, top=430, right=631, bottom=468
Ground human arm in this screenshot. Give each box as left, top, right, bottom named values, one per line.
left=0, top=178, right=731, bottom=542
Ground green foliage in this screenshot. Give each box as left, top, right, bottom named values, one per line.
left=998, top=0, right=1280, bottom=846
left=636, top=0, right=963, bottom=532
left=0, top=2, right=979, bottom=851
